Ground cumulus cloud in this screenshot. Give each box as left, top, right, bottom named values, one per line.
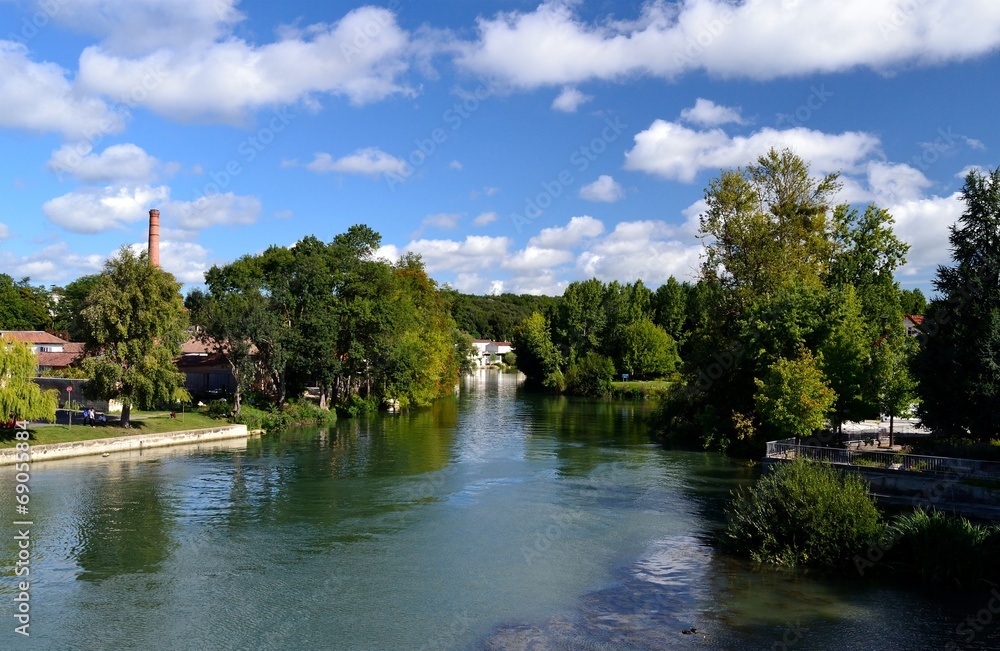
left=577, top=220, right=703, bottom=284
left=43, top=184, right=170, bottom=233
left=680, top=98, right=745, bottom=126
left=155, top=240, right=212, bottom=284
left=48, top=0, right=244, bottom=56
left=888, top=193, right=964, bottom=279
left=551, top=86, right=592, bottom=112
left=307, top=147, right=408, bottom=177
left=624, top=121, right=880, bottom=182
left=0, top=41, right=124, bottom=139
left=48, top=143, right=163, bottom=184
left=528, top=215, right=605, bottom=248
left=413, top=212, right=462, bottom=237
left=0, top=242, right=105, bottom=284
left=473, top=211, right=499, bottom=226
left=406, top=235, right=512, bottom=274
left=0, top=223, right=9, bottom=240
left=159, top=193, right=262, bottom=233
left=76, top=6, right=415, bottom=122
left=504, top=246, right=574, bottom=271
left=455, top=1, right=1000, bottom=87
left=579, top=175, right=624, bottom=202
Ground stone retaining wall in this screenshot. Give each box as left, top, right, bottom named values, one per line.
left=0, top=424, right=249, bottom=466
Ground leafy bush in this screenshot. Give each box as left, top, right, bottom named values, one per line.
left=206, top=399, right=230, bottom=418
left=882, top=509, right=1000, bottom=586
left=724, top=458, right=884, bottom=568
left=336, top=394, right=377, bottom=418
left=565, top=353, right=615, bottom=396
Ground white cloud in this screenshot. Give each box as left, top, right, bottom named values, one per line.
left=49, top=0, right=244, bottom=56
left=76, top=6, right=415, bottom=122
left=0, top=223, right=9, bottom=240
left=504, top=246, right=574, bottom=271
left=473, top=211, right=499, bottom=226
left=414, top=212, right=462, bottom=236
left=551, top=86, right=592, bottom=112
left=579, top=175, right=624, bottom=202
left=43, top=184, right=170, bottom=233
left=307, top=148, right=408, bottom=177
left=680, top=98, right=745, bottom=127
left=403, top=235, right=511, bottom=274
left=48, top=143, right=163, bottom=184
left=156, top=240, right=211, bottom=284
left=577, top=220, right=703, bottom=284
left=0, top=40, right=123, bottom=139
left=528, top=215, right=605, bottom=248
left=0, top=242, right=105, bottom=284
left=455, top=1, right=1000, bottom=87
left=889, top=193, right=963, bottom=279
left=449, top=160, right=463, bottom=170
left=624, top=120, right=881, bottom=182
left=159, top=193, right=261, bottom=233
left=273, top=209, right=293, bottom=220
left=866, top=161, right=932, bottom=206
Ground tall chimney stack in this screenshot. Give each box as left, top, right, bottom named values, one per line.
left=148, top=209, right=160, bottom=268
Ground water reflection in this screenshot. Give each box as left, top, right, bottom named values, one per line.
left=2, top=370, right=999, bottom=650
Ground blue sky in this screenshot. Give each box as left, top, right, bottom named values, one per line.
left=1, top=0, right=998, bottom=296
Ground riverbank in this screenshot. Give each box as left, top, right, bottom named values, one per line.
left=0, top=423, right=249, bottom=465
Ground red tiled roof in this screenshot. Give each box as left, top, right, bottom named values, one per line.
left=1, top=331, right=68, bottom=345
left=35, top=350, right=83, bottom=368
left=906, top=314, right=924, bottom=326
left=181, top=337, right=215, bottom=355
left=493, top=341, right=513, bottom=347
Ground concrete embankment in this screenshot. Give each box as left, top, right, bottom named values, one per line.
left=0, top=424, right=249, bottom=466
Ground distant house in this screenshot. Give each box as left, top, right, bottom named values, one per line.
left=904, top=314, right=924, bottom=337
left=468, top=339, right=514, bottom=367
left=0, top=330, right=83, bottom=373
left=176, top=337, right=238, bottom=397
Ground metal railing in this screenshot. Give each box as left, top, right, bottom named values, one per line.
left=765, top=439, right=1000, bottom=478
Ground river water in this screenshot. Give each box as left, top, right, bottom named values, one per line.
left=2, top=370, right=998, bottom=650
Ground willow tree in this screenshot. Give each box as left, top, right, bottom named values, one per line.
left=80, top=247, right=188, bottom=427
left=0, top=339, right=58, bottom=423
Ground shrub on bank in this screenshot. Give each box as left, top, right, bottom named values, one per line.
left=724, top=458, right=884, bottom=568
left=881, top=509, right=1000, bottom=586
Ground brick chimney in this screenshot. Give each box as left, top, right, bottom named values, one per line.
left=148, top=209, right=160, bottom=267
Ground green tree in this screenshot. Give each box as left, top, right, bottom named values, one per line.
left=899, top=288, right=927, bottom=316
left=618, top=317, right=680, bottom=380
left=79, top=247, right=188, bottom=427
left=513, top=312, right=563, bottom=391
left=554, top=278, right=606, bottom=360
left=50, top=274, right=102, bottom=340
left=0, top=338, right=59, bottom=423
left=565, top=352, right=615, bottom=397
left=700, top=148, right=840, bottom=312
left=754, top=348, right=836, bottom=441
left=651, top=277, right=687, bottom=342
left=915, top=168, right=1000, bottom=440
left=820, top=285, right=872, bottom=434
left=873, top=331, right=918, bottom=445
left=0, top=275, right=51, bottom=331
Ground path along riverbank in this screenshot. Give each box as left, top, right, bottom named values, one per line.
left=0, top=424, right=249, bottom=465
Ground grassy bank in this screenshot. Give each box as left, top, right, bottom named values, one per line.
left=609, top=380, right=672, bottom=399
left=1, top=411, right=227, bottom=448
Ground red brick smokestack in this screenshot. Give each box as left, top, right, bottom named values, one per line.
left=148, top=209, right=160, bottom=268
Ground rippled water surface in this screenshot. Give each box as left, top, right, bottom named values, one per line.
left=2, top=371, right=997, bottom=650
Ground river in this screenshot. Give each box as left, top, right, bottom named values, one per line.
left=2, top=370, right=997, bottom=650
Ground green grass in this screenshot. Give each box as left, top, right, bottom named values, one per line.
left=609, top=380, right=673, bottom=399
left=1, top=411, right=228, bottom=448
